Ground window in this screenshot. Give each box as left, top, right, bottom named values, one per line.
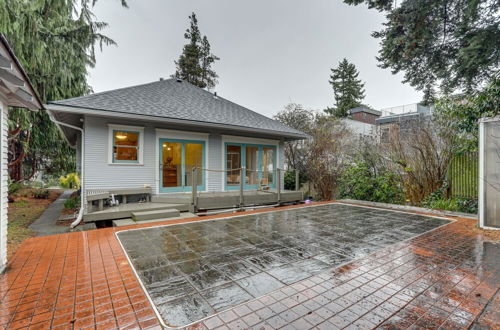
left=108, top=125, right=144, bottom=164
left=380, top=127, right=390, bottom=144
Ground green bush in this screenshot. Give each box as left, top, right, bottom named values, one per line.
left=64, top=196, right=80, bottom=209
left=32, top=188, right=50, bottom=199
left=339, top=161, right=404, bottom=204
left=422, top=185, right=478, bottom=213
left=59, top=173, right=80, bottom=189
left=284, top=171, right=306, bottom=190
left=8, top=182, right=23, bottom=196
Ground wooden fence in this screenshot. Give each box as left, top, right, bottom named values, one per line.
left=448, top=152, right=478, bottom=198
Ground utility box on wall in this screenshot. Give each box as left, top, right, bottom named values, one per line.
left=479, top=117, right=500, bottom=229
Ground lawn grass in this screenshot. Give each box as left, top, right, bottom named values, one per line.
left=7, top=189, right=62, bottom=258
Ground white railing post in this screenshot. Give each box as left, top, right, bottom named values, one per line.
left=277, top=168, right=281, bottom=204
left=239, top=167, right=244, bottom=210
left=191, top=167, right=198, bottom=213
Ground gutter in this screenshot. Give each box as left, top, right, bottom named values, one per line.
left=47, top=110, right=85, bottom=228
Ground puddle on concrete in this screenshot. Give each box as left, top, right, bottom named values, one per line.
left=118, top=203, right=451, bottom=327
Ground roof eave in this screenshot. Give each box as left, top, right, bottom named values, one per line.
left=0, top=34, right=43, bottom=110
left=45, top=103, right=308, bottom=141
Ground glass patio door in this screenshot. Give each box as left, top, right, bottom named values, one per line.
left=160, top=139, right=205, bottom=192
left=225, top=143, right=276, bottom=190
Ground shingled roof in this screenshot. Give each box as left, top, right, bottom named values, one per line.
left=47, top=79, right=306, bottom=139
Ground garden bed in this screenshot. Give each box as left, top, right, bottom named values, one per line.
left=7, top=188, right=62, bottom=258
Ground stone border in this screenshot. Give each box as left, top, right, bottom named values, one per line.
left=339, top=199, right=478, bottom=220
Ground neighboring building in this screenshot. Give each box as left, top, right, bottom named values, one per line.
left=347, top=107, right=381, bottom=125
left=376, top=103, right=432, bottom=143
left=343, top=118, right=377, bottom=136
left=46, top=79, right=307, bottom=222
left=0, top=34, right=42, bottom=271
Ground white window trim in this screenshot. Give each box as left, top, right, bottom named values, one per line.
left=108, top=124, right=144, bottom=165
left=155, top=128, right=209, bottom=194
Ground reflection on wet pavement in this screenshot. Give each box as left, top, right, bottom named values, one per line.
left=118, top=204, right=451, bottom=327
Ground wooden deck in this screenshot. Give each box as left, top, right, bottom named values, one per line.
left=84, top=190, right=303, bottom=222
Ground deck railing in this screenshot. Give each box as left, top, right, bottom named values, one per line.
left=191, top=167, right=291, bottom=213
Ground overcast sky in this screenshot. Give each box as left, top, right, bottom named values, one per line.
left=88, top=0, right=422, bottom=118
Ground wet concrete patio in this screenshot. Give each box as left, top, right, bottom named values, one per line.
left=0, top=202, right=498, bottom=329
left=117, top=204, right=452, bottom=327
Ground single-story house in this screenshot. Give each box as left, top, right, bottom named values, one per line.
left=0, top=34, right=43, bottom=270
left=45, top=78, right=307, bottom=222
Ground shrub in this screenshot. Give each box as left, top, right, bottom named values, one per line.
left=284, top=171, right=307, bottom=191
left=339, top=161, right=404, bottom=204
left=8, top=182, right=23, bottom=196
left=64, top=196, right=80, bottom=209
left=306, top=117, right=354, bottom=200
left=32, top=188, right=50, bottom=199
left=422, top=184, right=478, bottom=213
left=59, top=173, right=80, bottom=189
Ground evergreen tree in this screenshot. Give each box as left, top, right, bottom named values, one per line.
left=173, top=13, right=219, bottom=89
left=0, top=0, right=125, bottom=181
left=327, top=59, right=365, bottom=117
left=344, top=0, right=500, bottom=103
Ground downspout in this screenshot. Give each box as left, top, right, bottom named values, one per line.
left=47, top=111, right=85, bottom=228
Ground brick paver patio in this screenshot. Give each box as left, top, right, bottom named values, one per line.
left=0, top=202, right=498, bottom=329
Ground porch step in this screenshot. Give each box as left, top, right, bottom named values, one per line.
left=132, top=208, right=180, bottom=221
left=112, top=219, right=136, bottom=227
left=113, top=213, right=198, bottom=227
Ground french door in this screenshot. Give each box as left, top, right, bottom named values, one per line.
left=225, top=143, right=276, bottom=190
left=159, top=138, right=205, bottom=193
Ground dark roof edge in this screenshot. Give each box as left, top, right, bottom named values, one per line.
left=0, top=34, right=43, bottom=109
left=348, top=107, right=381, bottom=116
left=45, top=103, right=308, bottom=140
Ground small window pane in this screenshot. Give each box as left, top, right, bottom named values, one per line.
left=246, top=146, right=259, bottom=185
left=162, top=142, right=182, bottom=187
left=262, top=147, right=275, bottom=185
left=114, top=131, right=139, bottom=146
left=185, top=143, right=203, bottom=187
left=114, top=146, right=138, bottom=161
left=227, top=145, right=241, bottom=186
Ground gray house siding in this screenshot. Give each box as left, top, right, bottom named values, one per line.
left=83, top=115, right=283, bottom=194
left=207, top=134, right=223, bottom=192
left=83, top=116, right=157, bottom=192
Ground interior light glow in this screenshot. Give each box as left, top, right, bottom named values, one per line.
left=115, top=134, right=127, bottom=140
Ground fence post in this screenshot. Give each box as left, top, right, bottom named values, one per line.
left=277, top=168, right=281, bottom=204
left=191, top=167, right=198, bottom=213
left=295, top=170, right=299, bottom=191
left=239, top=167, right=244, bottom=211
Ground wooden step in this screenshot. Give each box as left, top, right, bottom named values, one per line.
left=132, top=208, right=180, bottom=221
